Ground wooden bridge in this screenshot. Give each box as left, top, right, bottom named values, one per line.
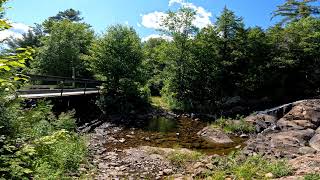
left=17, top=74, right=106, bottom=99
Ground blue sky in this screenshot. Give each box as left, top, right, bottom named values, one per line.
left=2, top=0, right=286, bottom=41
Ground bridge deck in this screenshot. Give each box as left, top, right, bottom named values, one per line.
left=16, top=74, right=105, bottom=99
left=18, top=89, right=99, bottom=99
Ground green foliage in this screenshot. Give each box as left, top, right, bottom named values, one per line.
left=212, top=117, right=255, bottom=134
left=273, top=0, right=320, bottom=25
left=160, top=7, right=199, bottom=110
left=167, top=149, right=203, bottom=168
left=0, top=3, right=86, bottom=180
left=5, top=24, right=45, bottom=51
left=142, top=38, right=169, bottom=96
left=32, top=130, right=87, bottom=179
left=33, top=20, right=94, bottom=77
left=0, top=101, right=86, bottom=180
left=267, top=160, right=293, bottom=178
left=304, top=173, right=320, bottom=180
left=208, top=152, right=292, bottom=179
left=89, top=25, right=148, bottom=114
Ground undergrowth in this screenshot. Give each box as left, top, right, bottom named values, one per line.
left=0, top=100, right=87, bottom=179
left=167, top=149, right=203, bottom=168
left=206, top=152, right=293, bottom=180
left=212, top=116, right=255, bottom=134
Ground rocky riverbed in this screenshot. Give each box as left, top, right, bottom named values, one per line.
left=82, top=99, right=320, bottom=179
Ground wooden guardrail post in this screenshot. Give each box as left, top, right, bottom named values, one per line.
left=84, top=82, right=87, bottom=95
left=60, top=80, right=64, bottom=96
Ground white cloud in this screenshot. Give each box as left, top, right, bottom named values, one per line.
left=140, top=0, right=212, bottom=32
left=169, top=0, right=212, bottom=29
left=0, top=22, right=31, bottom=41
left=142, top=34, right=173, bottom=42
left=168, top=0, right=183, bottom=6
left=141, top=11, right=168, bottom=30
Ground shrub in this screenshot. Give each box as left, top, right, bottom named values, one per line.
left=54, top=111, right=77, bottom=131
left=212, top=117, right=255, bottom=134
left=207, top=152, right=293, bottom=179
left=33, top=130, right=87, bottom=179
left=0, top=101, right=87, bottom=180
left=304, top=173, right=320, bottom=180
left=267, top=160, right=292, bottom=178
left=167, top=149, right=203, bottom=167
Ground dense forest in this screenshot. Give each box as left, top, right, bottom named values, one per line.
left=1, top=0, right=320, bottom=179
left=4, top=1, right=320, bottom=114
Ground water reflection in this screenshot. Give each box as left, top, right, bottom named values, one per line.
left=146, top=117, right=177, bottom=133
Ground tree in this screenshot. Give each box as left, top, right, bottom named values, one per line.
left=33, top=20, right=94, bottom=78
left=142, top=37, right=169, bottom=96
left=89, top=25, right=146, bottom=113
left=273, top=0, right=320, bottom=25
left=49, top=8, right=83, bottom=22
left=0, top=0, right=33, bottom=90
left=215, top=7, right=248, bottom=98
left=189, top=26, right=221, bottom=111
left=6, top=24, right=44, bottom=50
left=266, top=17, right=320, bottom=100
left=43, top=9, right=84, bottom=33
left=160, top=7, right=198, bottom=109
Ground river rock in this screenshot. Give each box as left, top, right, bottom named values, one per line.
left=245, top=114, right=277, bottom=133
left=197, top=126, right=233, bottom=144
left=298, top=146, right=317, bottom=155
left=163, top=168, right=173, bottom=175
left=281, top=100, right=320, bottom=126
left=244, top=129, right=315, bottom=158
left=277, top=119, right=316, bottom=130
left=309, top=134, right=320, bottom=151
left=289, top=153, right=320, bottom=175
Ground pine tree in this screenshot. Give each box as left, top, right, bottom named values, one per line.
left=273, top=0, right=320, bottom=25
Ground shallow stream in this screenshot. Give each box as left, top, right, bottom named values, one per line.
left=105, top=117, right=247, bottom=155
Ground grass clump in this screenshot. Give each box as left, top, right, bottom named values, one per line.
left=212, top=116, right=255, bottom=134
left=150, top=96, right=170, bottom=110
left=167, top=149, right=203, bottom=167
left=207, top=152, right=292, bottom=179
left=304, top=173, right=320, bottom=180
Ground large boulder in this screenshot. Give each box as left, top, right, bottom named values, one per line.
left=288, top=153, right=320, bottom=176
left=275, top=100, right=320, bottom=131
left=244, top=129, right=315, bottom=158
left=245, top=114, right=277, bottom=132
left=197, top=126, right=234, bottom=144
left=277, top=118, right=317, bottom=130
left=309, top=133, right=320, bottom=151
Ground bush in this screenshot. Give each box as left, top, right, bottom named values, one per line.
left=207, top=152, right=292, bottom=179
left=304, top=173, right=320, bottom=180
left=212, top=116, right=255, bottom=134
left=167, top=149, right=203, bottom=168
left=0, top=101, right=87, bottom=180
left=33, top=130, right=87, bottom=179
left=267, top=160, right=293, bottom=178
left=54, top=111, right=77, bottom=131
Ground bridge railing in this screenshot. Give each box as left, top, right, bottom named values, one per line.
left=17, top=74, right=107, bottom=97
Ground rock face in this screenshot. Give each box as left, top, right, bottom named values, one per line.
left=197, top=126, right=233, bottom=144
left=244, top=100, right=320, bottom=158
left=245, top=114, right=277, bottom=133
left=309, top=133, right=320, bottom=151
left=289, top=153, right=320, bottom=176
left=276, top=101, right=320, bottom=130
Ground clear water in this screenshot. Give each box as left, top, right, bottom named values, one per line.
left=105, top=117, right=247, bottom=155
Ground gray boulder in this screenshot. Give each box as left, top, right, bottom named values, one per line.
left=197, top=126, right=233, bottom=144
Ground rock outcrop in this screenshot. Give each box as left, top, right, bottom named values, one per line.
left=244, top=99, right=320, bottom=158
left=197, top=126, right=234, bottom=144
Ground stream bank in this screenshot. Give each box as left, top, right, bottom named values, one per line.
left=81, top=99, right=320, bottom=179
